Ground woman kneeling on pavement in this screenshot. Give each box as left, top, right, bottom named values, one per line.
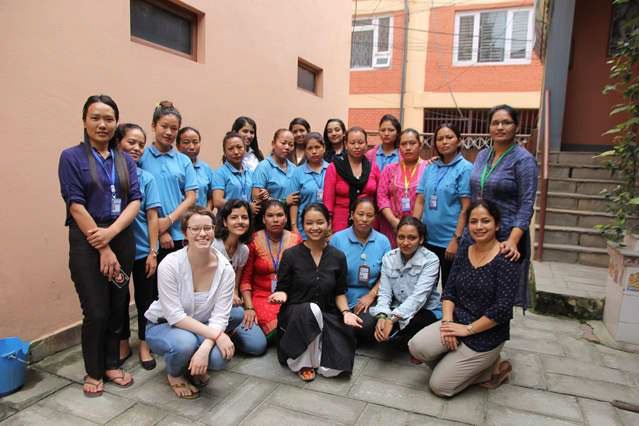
left=408, top=200, right=517, bottom=397
left=359, top=216, right=441, bottom=346
left=145, top=206, right=237, bottom=399
left=270, top=203, right=361, bottom=382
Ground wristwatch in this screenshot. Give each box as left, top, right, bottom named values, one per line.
left=150, top=249, right=158, bottom=258
left=466, top=324, right=475, bottom=335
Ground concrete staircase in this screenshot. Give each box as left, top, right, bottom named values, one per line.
left=534, top=151, right=618, bottom=267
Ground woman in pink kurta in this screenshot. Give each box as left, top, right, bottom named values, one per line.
left=377, top=129, right=428, bottom=247
left=323, top=127, right=380, bottom=233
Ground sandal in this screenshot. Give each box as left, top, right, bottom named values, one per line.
left=189, top=373, right=210, bottom=389
left=479, top=360, right=512, bottom=389
left=410, top=355, right=424, bottom=365
left=297, top=367, right=316, bottom=382
left=169, top=381, right=200, bottom=399
left=83, top=375, right=104, bottom=398
left=118, top=350, right=132, bottom=367
left=104, top=369, right=134, bottom=388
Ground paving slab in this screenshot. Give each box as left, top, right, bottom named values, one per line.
left=505, top=336, right=565, bottom=356
left=304, top=355, right=368, bottom=396
left=557, top=335, right=605, bottom=364
left=488, top=384, right=582, bottom=422
left=355, top=343, right=413, bottom=365
left=34, top=345, right=86, bottom=383
left=510, top=326, right=560, bottom=341
left=199, top=377, right=277, bottom=426
left=156, top=414, right=206, bottom=425
left=229, top=349, right=304, bottom=387
left=105, top=402, right=169, bottom=425
left=38, top=384, right=134, bottom=423
left=0, top=403, right=96, bottom=426
left=578, top=398, right=623, bottom=426
left=0, top=406, right=16, bottom=423
left=0, top=369, right=70, bottom=410
left=440, top=386, right=486, bottom=424
left=596, top=345, right=639, bottom=374
left=484, top=405, right=581, bottom=426
left=618, top=408, right=639, bottom=426
left=360, top=357, right=431, bottom=389
left=348, top=377, right=444, bottom=417
left=267, top=384, right=366, bottom=424
left=240, top=404, right=338, bottom=426
left=546, top=373, right=639, bottom=403
left=501, top=348, right=546, bottom=389
left=541, top=354, right=632, bottom=386
left=354, top=404, right=409, bottom=425
left=405, top=413, right=469, bottom=425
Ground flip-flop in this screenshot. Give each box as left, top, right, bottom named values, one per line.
left=104, top=370, right=134, bottom=388
left=479, top=360, right=512, bottom=389
left=83, top=375, right=104, bottom=398
left=169, top=382, right=200, bottom=399
left=189, top=374, right=210, bottom=389
left=297, top=368, right=316, bottom=382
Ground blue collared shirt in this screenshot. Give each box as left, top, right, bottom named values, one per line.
left=372, top=146, right=399, bottom=172
left=133, top=168, right=162, bottom=260
left=58, top=143, right=141, bottom=225
left=252, top=155, right=297, bottom=201
left=139, top=145, right=198, bottom=241
left=330, top=227, right=391, bottom=308
left=193, top=159, right=215, bottom=207
left=370, top=247, right=442, bottom=328
left=416, top=153, right=472, bottom=247
left=212, top=161, right=253, bottom=203
left=290, top=161, right=329, bottom=238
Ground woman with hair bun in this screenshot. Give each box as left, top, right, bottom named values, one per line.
left=58, top=95, right=141, bottom=396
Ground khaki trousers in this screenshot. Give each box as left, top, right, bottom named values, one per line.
left=408, top=321, right=503, bottom=397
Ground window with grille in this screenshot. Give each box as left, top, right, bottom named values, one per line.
left=350, top=16, right=393, bottom=69
left=423, top=108, right=538, bottom=135
left=130, top=0, right=199, bottom=60
left=453, top=8, right=534, bottom=66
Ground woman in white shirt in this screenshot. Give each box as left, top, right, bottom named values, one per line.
left=145, top=206, right=236, bottom=399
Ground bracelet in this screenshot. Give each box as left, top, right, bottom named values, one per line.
left=441, top=320, right=453, bottom=324
left=466, top=324, right=475, bottom=335
left=150, top=249, right=158, bottom=257
left=341, top=309, right=350, bottom=315
left=244, top=307, right=255, bottom=311
left=167, top=214, right=174, bottom=225
left=376, top=313, right=388, bottom=320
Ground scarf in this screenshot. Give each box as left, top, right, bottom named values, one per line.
left=333, top=156, right=372, bottom=224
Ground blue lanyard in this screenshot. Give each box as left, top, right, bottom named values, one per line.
left=431, top=164, right=449, bottom=195
left=265, top=233, right=284, bottom=272
left=91, top=149, right=116, bottom=195
left=309, top=169, right=324, bottom=190
left=228, top=164, right=248, bottom=200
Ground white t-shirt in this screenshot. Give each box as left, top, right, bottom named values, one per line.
left=213, top=238, right=249, bottom=277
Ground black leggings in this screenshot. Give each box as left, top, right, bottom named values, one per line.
left=121, top=257, right=158, bottom=341
left=425, top=243, right=453, bottom=290
left=356, top=309, right=438, bottom=346
left=68, top=224, right=134, bottom=379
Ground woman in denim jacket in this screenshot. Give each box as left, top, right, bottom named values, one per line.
left=360, top=216, right=442, bottom=346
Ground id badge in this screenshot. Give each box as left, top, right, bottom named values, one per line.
left=271, top=279, right=278, bottom=293
left=316, top=189, right=323, bottom=201
left=401, top=196, right=411, bottom=212
left=111, top=197, right=122, bottom=214
left=358, top=264, right=370, bottom=285
left=429, top=194, right=438, bottom=210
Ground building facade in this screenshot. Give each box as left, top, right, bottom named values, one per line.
left=348, top=0, right=543, bottom=146
left=0, top=0, right=351, bottom=341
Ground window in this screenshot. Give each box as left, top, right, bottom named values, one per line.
left=608, top=2, right=639, bottom=57
left=453, top=8, right=534, bottom=66
left=297, top=58, right=322, bottom=96
left=130, top=0, right=199, bottom=60
left=350, top=16, right=393, bottom=69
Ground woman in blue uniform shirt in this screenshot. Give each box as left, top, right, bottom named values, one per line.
left=177, top=126, right=215, bottom=210
left=58, top=95, right=141, bottom=396
left=212, top=131, right=256, bottom=212
left=138, top=101, right=198, bottom=262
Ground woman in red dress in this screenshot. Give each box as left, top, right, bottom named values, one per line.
left=240, top=200, right=302, bottom=338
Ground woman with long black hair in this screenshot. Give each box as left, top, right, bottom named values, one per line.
left=58, top=95, right=141, bottom=397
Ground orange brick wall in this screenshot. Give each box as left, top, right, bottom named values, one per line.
left=424, top=3, right=543, bottom=93
left=348, top=108, right=401, bottom=145
left=349, top=12, right=405, bottom=94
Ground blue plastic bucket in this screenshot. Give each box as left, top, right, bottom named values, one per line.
left=0, top=337, right=30, bottom=397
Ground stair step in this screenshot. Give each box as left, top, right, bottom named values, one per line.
left=548, top=151, right=608, bottom=166
left=545, top=177, right=622, bottom=195
left=534, top=243, right=609, bottom=267
left=534, top=224, right=606, bottom=248
left=548, top=164, right=616, bottom=179
left=536, top=191, right=608, bottom=212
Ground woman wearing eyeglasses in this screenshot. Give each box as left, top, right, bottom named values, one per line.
left=468, top=104, right=538, bottom=308
left=144, top=206, right=237, bottom=400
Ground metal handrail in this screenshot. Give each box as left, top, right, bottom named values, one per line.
left=535, top=89, right=551, bottom=261
left=365, top=131, right=532, bottom=151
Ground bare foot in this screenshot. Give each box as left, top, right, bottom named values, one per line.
left=119, top=340, right=131, bottom=363
left=139, top=341, right=153, bottom=362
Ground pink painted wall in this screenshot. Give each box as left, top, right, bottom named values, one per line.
left=0, top=0, right=351, bottom=340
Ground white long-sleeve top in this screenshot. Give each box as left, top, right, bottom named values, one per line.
left=145, top=246, right=236, bottom=334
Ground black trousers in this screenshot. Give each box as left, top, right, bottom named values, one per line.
left=121, top=257, right=158, bottom=341
left=356, top=309, right=438, bottom=347
left=157, top=241, right=183, bottom=266
left=68, top=223, right=134, bottom=379
left=425, top=243, right=453, bottom=290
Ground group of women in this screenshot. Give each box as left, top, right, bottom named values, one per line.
left=59, top=95, right=537, bottom=400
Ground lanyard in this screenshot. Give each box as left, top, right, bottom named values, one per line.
left=309, top=169, right=324, bottom=190
left=401, top=161, right=419, bottom=194
left=229, top=164, right=248, bottom=199
left=432, top=165, right=450, bottom=194
left=480, top=144, right=516, bottom=195
left=265, top=233, right=284, bottom=272
left=91, top=149, right=116, bottom=195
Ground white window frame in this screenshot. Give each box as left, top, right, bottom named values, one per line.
left=351, top=16, right=394, bottom=70
left=452, top=7, right=534, bottom=66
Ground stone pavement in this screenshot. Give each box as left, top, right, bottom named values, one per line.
left=2, top=310, right=639, bottom=425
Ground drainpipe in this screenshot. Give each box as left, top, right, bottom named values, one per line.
left=399, top=0, right=409, bottom=124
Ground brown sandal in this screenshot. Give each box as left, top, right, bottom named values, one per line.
left=83, top=375, right=104, bottom=398
left=298, top=367, right=316, bottom=382
left=104, top=369, right=134, bottom=388
left=479, top=360, right=512, bottom=389
left=169, top=382, right=200, bottom=399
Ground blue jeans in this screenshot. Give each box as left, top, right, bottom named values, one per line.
left=146, top=307, right=266, bottom=377
left=228, top=306, right=268, bottom=356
